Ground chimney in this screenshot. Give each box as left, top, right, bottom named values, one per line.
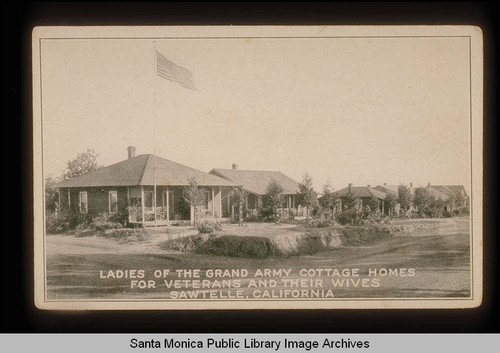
left=127, top=146, right=136, bottom=159
left=384, top=183, right=387, bottom=186
left=367, top=184, right=371, bottom=188
left=348, top=183, right=353, bottom=193
left=232, top=163, right=238, bottom=170
left=410, top=182, right=413, bottom=188
left=428, top=182, right=431, bottom=187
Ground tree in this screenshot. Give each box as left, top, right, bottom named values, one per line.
left=365, top=195, right=380, bottom=213
left=297, top=172, right=317, bottom=221
left=62, top=148, right=99, bottom=180
left=320, top=180, right=337, bottom=220
left=45, top=174, right=60, bottom=214
left=413, top=187, right=431, bottom=213
left=453, top=191, right=467, bottom=210
left=185, top=177, right=205, bottom=228
left=384, top=194, right=397, bottom=217
left=398, top=185, right=413, bottom=213
left=264, top=179, right=284, bottom=220
left=230, top=187, right=247, bottom=226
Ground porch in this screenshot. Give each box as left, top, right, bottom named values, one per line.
left=126, top=185, right=226, bottom=227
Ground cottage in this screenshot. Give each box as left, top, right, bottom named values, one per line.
left=209, top=164, right=301, bottom=217
left=53, top=147, right=238, bottom=226
left=330, top=183, right=388, bottom=214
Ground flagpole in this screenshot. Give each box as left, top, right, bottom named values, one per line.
left=153, top=40, right=157, bottom=228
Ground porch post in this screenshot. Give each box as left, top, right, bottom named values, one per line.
left=68, top=188, right=71, bottom=209
left=166, top=186, right=170, bottom=222
left=153, top=184, right=157, bottom=228
left=212, top=187, right=215, bottom=218
left=127, top=186, right=130, bottom=223
left=57, top=189, right=61, bottom=214
left=141, top=186, right=145, bottom=227
left=190, top=205, right=195, bottom=225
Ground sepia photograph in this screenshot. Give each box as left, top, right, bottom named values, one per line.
left=32, top=25, right=483, bottom=310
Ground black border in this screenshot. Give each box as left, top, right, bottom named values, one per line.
left=2, top=1, right=499, bottom=333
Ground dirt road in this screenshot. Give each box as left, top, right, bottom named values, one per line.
left=46, top=218, right=471, bottom=300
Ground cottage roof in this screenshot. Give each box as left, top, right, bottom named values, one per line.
left=54, top=154, right=238, bottom=188
left=210, top=168, right=300, bottom=195
left=432, top=185, right=468, bottom=198
left=374, top=185, right=398, bottom=197
left=333, top=186, right=388, bottom=200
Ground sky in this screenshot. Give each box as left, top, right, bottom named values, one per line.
left=40, top=35, right=471, bottom=193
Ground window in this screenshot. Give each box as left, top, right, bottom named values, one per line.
left=109, top=191, right=118, bottom=214
left=202, top=190, right=210, bottom=210
left=79, top=191, right=88, bottom=214
left=144, top=191, right=153, bottom=208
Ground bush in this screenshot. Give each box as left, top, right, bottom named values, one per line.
left=453, top=207, right=470, bottom=217
left=89, top=213, right=123, bottom=231
left=302, top=218, right=333, bottom=228
left=109, top=208, right=129, bottom=226
left=197, top=220, right=222, bottom=233
left=245, top=214, right=263, bottom=223
left=195, top=235, right=280, bottom=258
left=46, top=209, right=93, bottom=233
left=46, top=212, right=72, bottom=234
left=336, top=208, right=364, bottom=226
left=339, top=226, right=392, bottom=246
left=442, top=210, right=452, bottom=218
left=258, top=207, right=279, bottom=222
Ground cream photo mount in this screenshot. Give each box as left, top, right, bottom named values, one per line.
left=32, top=25, right=483, bottom=310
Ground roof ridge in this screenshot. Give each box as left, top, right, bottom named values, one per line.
left=137, top=154, right=152, bottom=185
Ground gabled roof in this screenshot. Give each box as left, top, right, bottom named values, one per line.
left=333, top=186, right=388, bottom=200
left=54, top=154, right=238, bottom=188
left=424, top=186, right=452, bottom=201
left=374, top=185, right=398, bottom=197
left=432, top=185, right=468, bottom=198
left=210, top=168, right=300, bottom=195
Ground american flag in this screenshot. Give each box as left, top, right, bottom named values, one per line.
left=156, top=50, right=196, bottom=90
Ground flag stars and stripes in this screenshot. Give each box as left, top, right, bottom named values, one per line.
left=156, top=50, right=196, bottom=90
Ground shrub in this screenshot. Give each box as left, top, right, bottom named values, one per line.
left=336, top=208, right=364, bottom=226
left=109, top=208, right=129, bottom=227
left=46, top=209, right=93, bottom=233
left=258, top=207, right=279, bottom=222
left=46, top=212, right=72, bottom=234
left=245, top=214, right=263, bottom=223
left=302, top=218, right=333, bottom=228
left=90, top=213, right=123, bottom=231
left=442, top=210, right=452, bottom=218
left=197, top=220, right=222, bottom=233
left=195, top=235, right=280, bottom=258
left=453, top=207, right=470, bottom=216
left=339, top=226, right=392, bottom=246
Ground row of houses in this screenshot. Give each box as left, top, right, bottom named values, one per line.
left=53, top=146, right=469, bottom=226
left=328, top=182, right=469, bottom=216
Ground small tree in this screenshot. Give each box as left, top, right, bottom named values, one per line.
left=230, top=187, right=247, bottom=226
left=320, top=181, right=337, bottom=220
left=62, top=148, right=99, bottom=180
left=383, top=194, right=397, bottom=217
left=45, top=174, right=60, bottom=214
left=297, top=172, right=317, bottom=221
left=264, top=179, right=284, bottom=220
left=335, top=191, right=362, bottom=225
left=453, top=191, right=467, bottom=210
left=413, top=187, right=432, bottom=214
left=185, top=177, right=205, bottom=228
left=365, top=195, right=380, bottom=213
left=398, top=185, right=413, bottom=214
